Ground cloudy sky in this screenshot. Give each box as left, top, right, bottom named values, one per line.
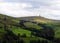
left=0, top=0, right=60, bottom=20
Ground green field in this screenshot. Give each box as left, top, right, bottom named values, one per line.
left=0, top=14, right=60, bottom=43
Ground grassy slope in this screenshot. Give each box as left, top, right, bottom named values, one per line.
left=19, top=16, right=60, bottom=38
left=0, top=14, right=31, bottom=36
left=0, top=14, right=60, bottom=39
left=0, top=14, right=51, bottom=43
left=19, top=16, right=60, bottom=23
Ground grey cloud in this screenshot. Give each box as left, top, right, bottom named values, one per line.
left=1, top=0, right=60, bottom=20
left=5, top=0, right=50, bottom=9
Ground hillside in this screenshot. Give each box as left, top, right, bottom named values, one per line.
left=0, top=14, right=60, bottom=23
left=0, top=14, right=20, bottom=28
left=0, top=14, right=60, bottom=43
left=0, top=14, right=60, bottom=37
left=18, top=16, right=60, bottom=23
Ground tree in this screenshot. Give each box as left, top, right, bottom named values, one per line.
left=21, top=34, right=26, bottom=38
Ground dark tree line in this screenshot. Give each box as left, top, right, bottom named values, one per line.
left=0, top=28, right=24, bottom=43
left=19, top=20, right=55, bottom=40
left=0, top=17, right=59, bottom=43
left=0, top=25, right=49, bottom=43
left=18, top=20, right=60, bottom=43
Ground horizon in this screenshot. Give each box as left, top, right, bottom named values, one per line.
left=0, top=0, right=60, bottom=20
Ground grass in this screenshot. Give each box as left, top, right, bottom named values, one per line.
left=10, top=26, right=31, bottom=37
left=46, top=22, right=60, bottom=38
left=0, top=14, right=60, bottom=43
left=24, top=22, right=43, bottom=30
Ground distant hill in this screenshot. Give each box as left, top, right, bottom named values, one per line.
left=0, top=14, right=60, bottom=23
left=0, top=14, right=20, bottom=25
left=18, top=16, right=60, bottom=23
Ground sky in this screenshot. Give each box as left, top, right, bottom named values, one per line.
left=0, top=0, right=60, bottom=20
